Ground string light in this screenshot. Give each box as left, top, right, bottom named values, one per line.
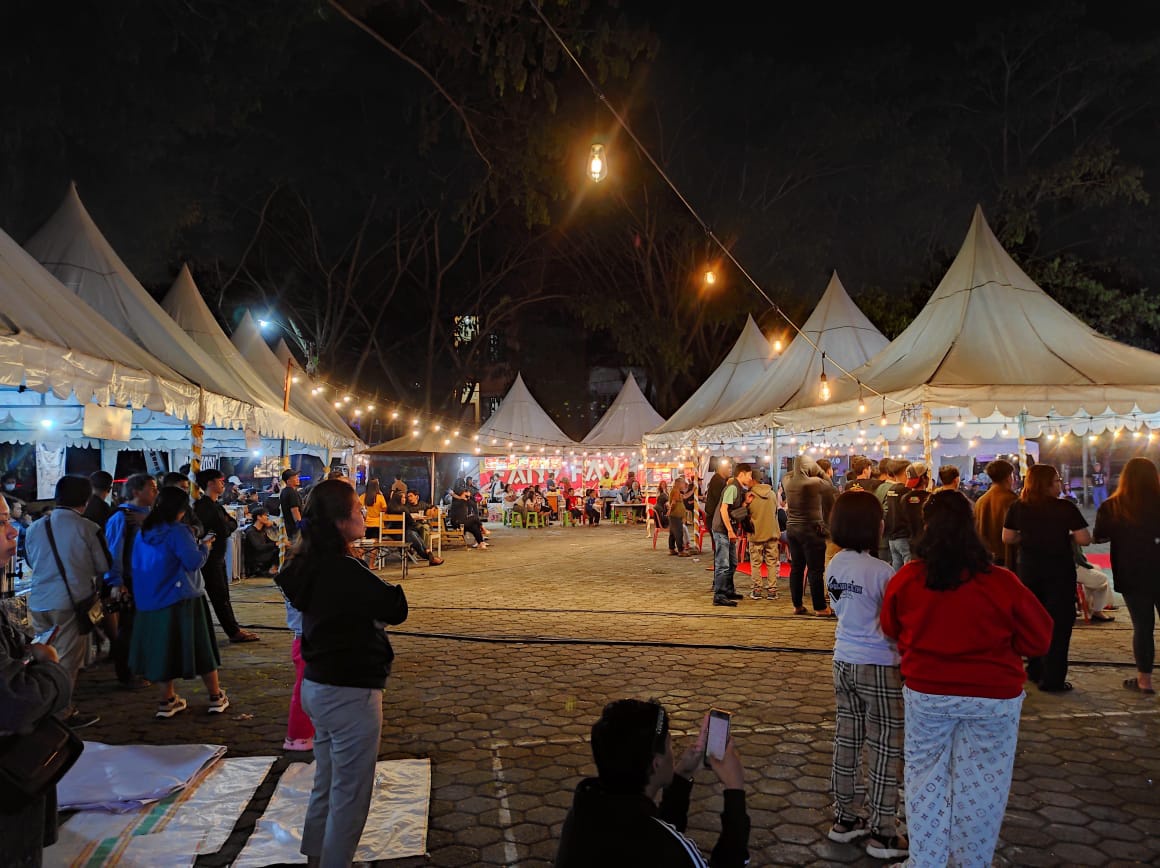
left=587, top=143, right=607, bottom=182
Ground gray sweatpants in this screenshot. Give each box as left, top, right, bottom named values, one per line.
left=300, top=679, right=384, bottom=867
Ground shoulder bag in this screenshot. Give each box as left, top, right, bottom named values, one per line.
left=0, top=712, right=85, bottom=813
left=44, top=514, right=103, bottom=636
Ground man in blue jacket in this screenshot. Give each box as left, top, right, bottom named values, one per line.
left=104, top=473, right=157, bottom=688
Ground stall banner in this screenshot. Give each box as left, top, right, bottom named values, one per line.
left=480, top=455, right=636, bottom=489
left=82, top=404, right=132, bottom=442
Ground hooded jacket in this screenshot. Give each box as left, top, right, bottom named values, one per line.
left=780, top=455, right=830, bottom=528
left=130, top=522, right=209, bottom=612
left=745, top=483, right=779, bottom=543
left=555, top=775, right=749, bottom=868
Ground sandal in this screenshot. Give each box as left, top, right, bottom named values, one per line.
left=866, top=833, right=909, bottom=859
left=229, top=630, right=261, bottom=643
left=827, top=816, right=869, bottom=843
left=1123, top=678, right=1157, bottom=695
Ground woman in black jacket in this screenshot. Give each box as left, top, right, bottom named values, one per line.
left=275, top=480, right=408, bottom=868
left=1093, top=456, right=1160, bottom=694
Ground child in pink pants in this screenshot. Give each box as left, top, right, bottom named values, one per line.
left=283, top=596, right=314, bottom=751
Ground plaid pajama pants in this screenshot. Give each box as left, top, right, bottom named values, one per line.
left=902, top=687, right=1024, bottom=867
left=831, top=660, right=904, bottom=835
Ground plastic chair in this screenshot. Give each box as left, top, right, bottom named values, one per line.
left=526, top=511, right=543, bottom=529
left=510, top=512, right=524, bottom=529
left=694, top=510, right=710, bottom=553
left=560, top=508, right=573, bottom=527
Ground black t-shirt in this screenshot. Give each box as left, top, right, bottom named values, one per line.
left=280, top=486, right=303, bottom=537
left=1003, top=498, right=1087, bottom=583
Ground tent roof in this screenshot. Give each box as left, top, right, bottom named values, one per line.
left=362, top=430, right=504, bottom=456
left=645, top=315, right=774, bottom=446
left=477, top=373, right=577, bottom=447
left=161, top=266, right=345, bottom=449
left=24, top=184, right=270, bottom=429
left=694, top=273, right=888, bottom=441
left=582, top=374, right=665, bottom=449
left=231, top=312, right=360, bottom=449
left=774, top=206, right=1160, bottom=430
left=0, top=224, right=200, bottom=416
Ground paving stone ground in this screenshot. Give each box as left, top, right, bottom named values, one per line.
left=69, top=518, right=1160, bottom=867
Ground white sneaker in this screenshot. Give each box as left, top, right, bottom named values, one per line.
left=478, top=541, right=489, bottom=549
left=207, top=690, right=230, bottom=714
left=156, top=695, right=188, bottom=719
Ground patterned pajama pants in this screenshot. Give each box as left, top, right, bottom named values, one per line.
left=831, top=661, right=904, bottom=835
left=902, top=687, right=1024, bottom=867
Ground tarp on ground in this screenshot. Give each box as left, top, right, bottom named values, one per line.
left=770, top=206, right=1160, bottom=434
left=24, top=184, right=278, bottom=432
left=581, top=374, right=665, bottom=452
left=645, top=315, right=775, bottom=448
left=162, top=266, right=347, bottom=449
left=0, top=224, right=198, bottom=417
left=57, top=742, right=227, bottom=813
left=476, top=372, right=577, bottom=448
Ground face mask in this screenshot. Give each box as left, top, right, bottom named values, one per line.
left=3, top=484, right=14, bottom=492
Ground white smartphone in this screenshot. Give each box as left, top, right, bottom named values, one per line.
left=703, top=708, right=731, bottom=766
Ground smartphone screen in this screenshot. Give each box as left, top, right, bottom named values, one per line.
left=33, top=626, right=61, bottom=646
left=703, top=708, right=731, bottom=766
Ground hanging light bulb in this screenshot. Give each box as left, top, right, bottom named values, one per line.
left=704, top=269, right=717, bottom=286
left=857, top=387, right=866, bottom=415
left=773, top=337, right=783, bottom=352
left=819, top=372, right=831, bottom=402
left=391, top=411, right=399, bottom=419
left=880, top=399, right=888, bottom=428
left=1000, top=423, right=1010, bottom=437
left=956, top=412, right=964, bottom=428
left=587, top=143, right=607, bottom=182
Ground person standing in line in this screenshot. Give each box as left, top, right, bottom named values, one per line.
left=103, top=473, right=158, bottom=689
left=83, top=470, right=114, bottom=529
left=745, top=473, right=780, bottom=600
left=1002, top=464, right=1090, bottom=692
left=131, top=486, right=230, bottom=718
left=667, top=478, right=691, bottom=556
left=825, top=491, right=908, bottom=861
left=936, top=465, right=962, bottom=494
left=194, top=469, right=258, bottom=644
left=276, top=480, right=409, bottom=868
left=24, top=475, right=111, bottom=729
left=882, top=490, right=1052, bottom=868
left=816, top=458, right=839, bottom=573
left=974, top=459, right=1018, bottom=568
left=711, top=464, right=752, bottom=607
left=877, top=460, right=908, bottom=564
left=1089, top=461, right=1108, bottom=509
left=842, top=456, right=876, bottom=493
left=0, top=493, right=74, bottom=867
left=782, top=455, right=833, bottom=616
left=280, top=469, right=304, bottom=544
left=703, top=460, right=731, bottom=560
left=1093, top=456, right=1160, bottom=694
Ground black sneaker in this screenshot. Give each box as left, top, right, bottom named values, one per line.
left=65, top=710, right=101, bottom=729
left=712, top=596, right=738, bottom=607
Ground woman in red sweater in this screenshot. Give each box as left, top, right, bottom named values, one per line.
left=881, top=490, right=1052, bottom=868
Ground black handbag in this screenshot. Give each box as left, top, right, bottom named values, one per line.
left=0, top=714, right=85, bottom=813
left=44, top=514, right=103, bottom=636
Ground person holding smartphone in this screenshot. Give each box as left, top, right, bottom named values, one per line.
left=556, top=699, right=750, bottom=867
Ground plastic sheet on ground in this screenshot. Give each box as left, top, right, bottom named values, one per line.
left=46, top=756, right=275, bottom=867
left=57, top=742, right=227, bottom=812
left=234, top=758, right=431, bottom=866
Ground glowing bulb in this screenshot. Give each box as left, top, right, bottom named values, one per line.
left=932, top=440, right=939, bottom=449
left=354, top=408, right=362, bottom=416
left=291, top=376, right=300, bottom=384
left=367, top=404, right=374, bottom=411
left=858, top=400, right=866, bottom=414
left=1113, top=428, right=1121, bottom=439
left=880, top=414, right=888, bottom=427
left=819, top=372, right=831, bottom=401
left=412, top=418, right=420, bottom=425
left=956, top=416, right=964, bottom=428
left=587, top=143, right=607, bottom=182
left=39, top=418, right=53, bottom=429
left=334, top=401, right=342, bottom=408
left=704, top=270, right=717, bottom=285
left=1000, top=426, right=1010, bottom=437
left=434, top=424, right=441, bottom=432
left=343, top=395, right=352, bottom=403
left=1134, top=429, right=1142, bottom=439
left=1089, top=434, right=1097, bottom=442
left=412, top=430, right=419, bottom=437
left=1047, top=432, right=1056, bottom=441
left=774, top=338, right=783, bottom=352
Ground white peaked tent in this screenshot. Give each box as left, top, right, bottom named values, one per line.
left=695, top=272, right=889, bottom=442
left=477, top=373, right=577, bottom=448
left=0, top=225, right=197, bottom=416
left=231, top=313, right=359, bottom=450
left=582, top=374, right=665, bottom=451
left=161, top=266, right=346, bottom=449
left=272, top=339, right=370, bottom=443
left=644, top=315, right=774, bottom=448
left=24, top=184, right=275, bottom=431
left=772, top=206, right=1160, bottom=437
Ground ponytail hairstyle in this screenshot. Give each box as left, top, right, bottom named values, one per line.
left=291, top=478, right=360, bottom=566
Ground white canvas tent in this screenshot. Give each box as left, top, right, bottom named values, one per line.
left=476, top=373, right=577, bottom=448
left=24, top=184, right=280, bottom=432
left=644, top=315, right=775, bottom=448
left=161, top=266, right=343, bottom=449
left=272, top=339, right=371, bottom=445
left=582, top=374, right=664, bottom=451
left=231, top=313, right=360, bottom=451
left=771, top=206, right=1160, bottom=440
left=694, top=272, right=888, bottom=443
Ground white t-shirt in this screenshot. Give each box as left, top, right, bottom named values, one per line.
left=827, top=549, right=900, bottom=666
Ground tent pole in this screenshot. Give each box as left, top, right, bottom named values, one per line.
left=1082, top=436, right=1090, bottom=507
left=430, top=453, right=436, bottom=504
left=772, top=430, right=781, bottom=490
left=1017, top=412, right=1028, bottom=480
left=922, top=408, right=933, bottom=471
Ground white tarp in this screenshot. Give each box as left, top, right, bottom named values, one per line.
left=24, top=184, right=277, bottom=432
left=582, top=374, right=664, bottom=451
left=772, top=207, right=1160, bottom=433
left=46, top=756, right=274, bottom=868
left=477, top=372, right=577, bottom=448
left=234, top=758, right=431, bottom=866
left=57, top=742, right=227, bottom=813
left=0, top=224, right=199, bottom=417
left=645, top=315, right=775, bottom=448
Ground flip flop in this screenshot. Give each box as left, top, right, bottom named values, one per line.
left=1123, top=678, right=1156, bottom=695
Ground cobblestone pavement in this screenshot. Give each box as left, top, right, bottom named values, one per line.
left=70, top=520, right=1160, bottom=867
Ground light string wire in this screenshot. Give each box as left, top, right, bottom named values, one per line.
left=526, top=0, right=903, bottom=410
